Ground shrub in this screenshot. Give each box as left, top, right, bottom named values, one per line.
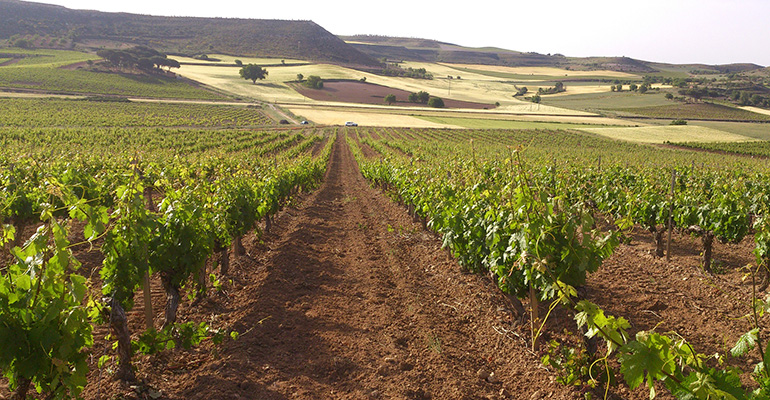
left=428, top=97, right=444, bottom=108
left=304, top=75, right=323, bottom=89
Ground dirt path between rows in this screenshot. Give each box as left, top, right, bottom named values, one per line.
left=144, top=133, right=572, bottom=400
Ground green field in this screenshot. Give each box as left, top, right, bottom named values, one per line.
left=0, top=48, right=98, bottom=67
left=541, top=90, right=675, bottom=112
left=613, top=102, right=770, bottom=121
left=672, top=140, right=770, bottom=157
left=690, top=120, right=770, bottom=141
left=0, top=47, right=227, bottom=100
left=0, top=97, right=273, bottom=127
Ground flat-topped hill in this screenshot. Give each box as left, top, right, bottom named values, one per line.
left=0, top=0, right=380, bottom=66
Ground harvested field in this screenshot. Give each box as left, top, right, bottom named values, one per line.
left=582, top=125, right=754, bottom=143
left=443, top=64, right=640, bottom=79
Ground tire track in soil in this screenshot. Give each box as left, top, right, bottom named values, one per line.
left=169, top=132, right=575, bottom=400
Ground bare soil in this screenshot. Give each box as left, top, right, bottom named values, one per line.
left=1, top=133, right=765, bottom=400
left=291, top=80, right=496, bottom=110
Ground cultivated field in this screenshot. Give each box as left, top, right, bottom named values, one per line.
left=3, top=40, right=770, bottom=400
left=582, top=124, right=756, bottom=143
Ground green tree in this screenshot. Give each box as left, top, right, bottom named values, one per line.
left=384, top=94, right=396, bottom=104
left=296, top=73, right=304, bottom=81
left=416, top=91, right=430, bottom=104
left=234, top=59, right=242, bottom=66
left=665, top=93, right=674, bottom=100
left=428, top=97, right=445, bottom=108
left=616, top=84, right=623, bottom=92
left=639, top=84, right=649, bottom=94
left=304, top=75, right=323, bottom=89
left=531, top=94, right=541, bottom=103
left=239, top=64, right=268, bottom=84
left=740, top=91, right=751, bottom=105
left=629, top=83, right=638, bottom=92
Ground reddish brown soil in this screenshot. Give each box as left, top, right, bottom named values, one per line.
left=1, top=134, right=766, bottom=400
left=291, top=80, right=496, bottom=110
left=131, top=133, right=567, bottom=400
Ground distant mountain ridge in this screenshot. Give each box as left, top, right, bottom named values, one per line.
left=0, top=0, right=380, bottom=66
left=0, top=1, right=764, bottom=73
left=341, top=35, right=765, bottom=73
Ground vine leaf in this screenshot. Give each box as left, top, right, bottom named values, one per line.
left=619, top=340, right=665, bottom=391
left=731, top=328, right=758, bottom=358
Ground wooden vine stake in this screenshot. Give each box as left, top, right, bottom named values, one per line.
left=133, top=157, right=154, bottom=330
left=529, top=284, right=540, bottom=351
left=666, top=169, right=676, bottom=262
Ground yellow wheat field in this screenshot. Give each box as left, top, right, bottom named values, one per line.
left=443, top=64, right=640, bottom=79
left=582, top=125, right=756, bottom=143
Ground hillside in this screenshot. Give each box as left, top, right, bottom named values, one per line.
left=342, top=35, right=767, bottom=75
left=342, top=35, right=564, bottom=67
left=0, top=0, right=380, bottom=66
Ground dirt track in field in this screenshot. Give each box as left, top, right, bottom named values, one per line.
left=126, top=132, right=566, bottom=400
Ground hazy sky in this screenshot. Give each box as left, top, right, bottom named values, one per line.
left=39, top=0, right=770, bottom=66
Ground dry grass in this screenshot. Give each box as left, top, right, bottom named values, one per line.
left=443, top=64, right=639, bottom=79
left=581, top=125, right=756, bottom=143
left=740, top=106, right=770, bottom=117
left=177, top=61, right=592, bottom=116
left=287, top=105, right=463, bottom=128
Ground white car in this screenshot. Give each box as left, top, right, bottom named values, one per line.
left=345, top=121, right=358, bottom=127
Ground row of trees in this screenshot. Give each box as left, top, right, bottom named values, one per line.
left=96, top=46, right=180, bottom=72
left=537, top=81, right=566, bottom=95
left=380, top=65, right=433, bottom=79
left=384, top=91, right=444, bottom=108
left=611, top=82, right=652, bottom=93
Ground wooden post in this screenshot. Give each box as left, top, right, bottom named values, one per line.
left=142, top=272, right=153, bottom=330
left=529, top=284, right=540, bottom=351
left=666, top=169, right=676, bottom=262
left=134, top=158, right=154, bottom=331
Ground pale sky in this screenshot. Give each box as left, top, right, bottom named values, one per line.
left=38, top=0, right=770, bottom=66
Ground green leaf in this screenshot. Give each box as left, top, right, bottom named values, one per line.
left=15, top=273, right=32, bottom=292
left=69, top=274, right=88, bottom=303
left=731, top=328, right=758, bottom=358
left=618, top=341, right=664, bottom=390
